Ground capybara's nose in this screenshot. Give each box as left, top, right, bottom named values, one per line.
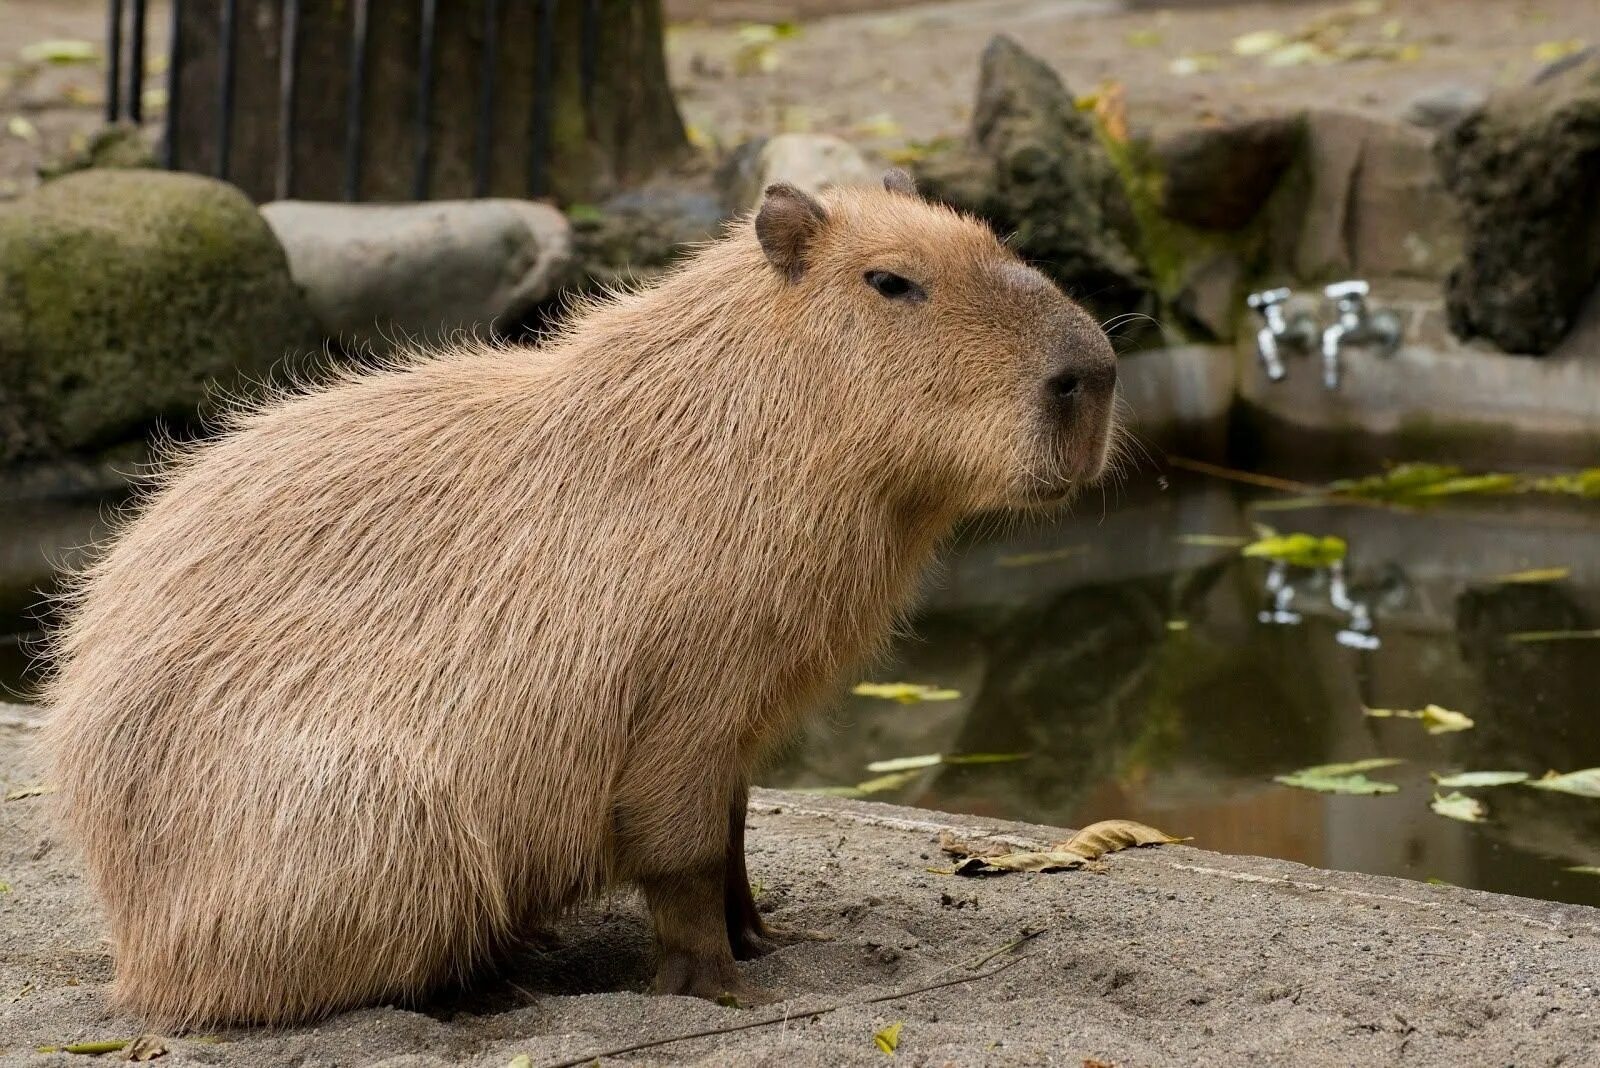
left=1044, top=359, right=1116, bottom=418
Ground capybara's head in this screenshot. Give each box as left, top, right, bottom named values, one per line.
left=754, top=170, right=1119, bottom=512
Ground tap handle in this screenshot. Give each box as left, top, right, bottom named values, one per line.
left=1324, top=280, right=1370, bottom=312
left=1248, top=287, right=1292, bottom=312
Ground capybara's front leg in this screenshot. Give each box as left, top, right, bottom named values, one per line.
left=643, top=860, right=767, bottom=1004
left=724, top=783, right=828, bottom=960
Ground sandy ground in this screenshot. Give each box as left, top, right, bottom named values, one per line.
left=4, top=702, right=1600, bottom=1066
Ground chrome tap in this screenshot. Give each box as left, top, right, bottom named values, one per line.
left=1257, top=560, right=1302, bottom=626
left=1327, top=560, right=1380, bottom=650
left=1320, top=281, right=1402, bottom=390
left=1247, top=287, right=1318, bottom=382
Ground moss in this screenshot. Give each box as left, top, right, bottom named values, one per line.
left=0, top=170, right=320, bottom=462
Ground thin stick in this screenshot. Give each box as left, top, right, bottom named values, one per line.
left=1166, top=456, right=1322, bottom=495
left=538, top=953, right=1034, bottom=1068
left=961, top=926, right=1046, bottom=971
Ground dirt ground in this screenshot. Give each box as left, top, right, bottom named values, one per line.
left=4, top=0, right=1596, bottom=200
left=4, top=703, right=1600, bottom=1066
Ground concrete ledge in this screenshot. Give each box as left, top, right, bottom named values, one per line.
left=3, top=708, right=1597, bottom=1066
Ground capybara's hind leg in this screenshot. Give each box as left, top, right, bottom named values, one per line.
left=724, top=784, right=828, bottom=961
left=644, top=860, right=769, bottom=1004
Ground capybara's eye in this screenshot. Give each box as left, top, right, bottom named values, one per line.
left=864, top=270, right=926, bottom=302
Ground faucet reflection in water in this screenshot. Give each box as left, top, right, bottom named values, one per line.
left=1256, top=558, right=1381, bottom=650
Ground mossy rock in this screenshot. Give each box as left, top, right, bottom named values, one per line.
left=0, top=169, right=320, bottom=463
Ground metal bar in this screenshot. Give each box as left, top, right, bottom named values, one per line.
left=473, top=0, right=500, bottom=198
left=106, top=0, right=124, bottom=122
left=162, top=0, right=183, bottom=167
left=412, top=0, right=438, bottom=200
left=216, top=0, right=237, bottom=178
left=529, top=0, right=556, bottom=198
left=127, top=0, right=147, bottom=124
left=276, top=0, right=301, bottom=199
left=344, top=0, right=370, bottom=201
left=580, top=0, right=600, bottom=111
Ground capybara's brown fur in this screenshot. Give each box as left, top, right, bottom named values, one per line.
left=41, top=174, right=1118, bottom=1028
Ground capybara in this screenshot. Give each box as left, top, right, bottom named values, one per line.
left=42, top=172, right=1119, bottom=1027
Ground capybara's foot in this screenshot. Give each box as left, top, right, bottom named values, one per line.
left=651, top=950, right=773, bottom=1005
left=730, top=916, right=831, bottom=960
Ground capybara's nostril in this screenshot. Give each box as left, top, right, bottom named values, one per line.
left=1049, top=372, right=1082, bottom=401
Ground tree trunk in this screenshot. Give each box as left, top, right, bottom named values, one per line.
left=169, top=0, right=687, bottom=204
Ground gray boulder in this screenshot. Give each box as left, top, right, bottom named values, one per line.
left=718, top=133, right=879, bottom=214
left=0, top=170, right=320, bottom=464
left=1153, top=116, right=1302, bottom=231
left=1438, top=54, right=1600, bottom=354
left=261, top=199, right=572, bottom=354
left=914, top=36, right=1154, bottom=323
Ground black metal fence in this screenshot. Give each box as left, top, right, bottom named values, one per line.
left=106, top=0, right=602, bottom=202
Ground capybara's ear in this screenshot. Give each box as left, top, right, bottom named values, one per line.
left=755, top=182, right=828, bottom=282
left=882, top=168, right=918, bottom=197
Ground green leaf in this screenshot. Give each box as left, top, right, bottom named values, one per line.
left=1241, top=533, right=1347, bottom=567
left=19, top=39, right=98, bottom=64
left=1430, top=792, right=1486, bottom=823
left=1289, top=758, right=1404, bottom=777
left=1526, top=769, right=1600, bottom=798
left=1509, top=629, right=1600, bottom=643
left=1274, top=771, right=1399, bottom=795
left=1364, top=704, right=1474, bottom=734
left=1431, top=771, right=1528, bottom=788
left=1566, top=866, right=1600, bottom=876
left=874, top=1021, right=903, bottom=1054
left=506, top=1056, right=532, bottom=1068
left=1492, top=567, right=1570, bottom=584
left=852, top=682, right=960, bottom=703
left=865, top=754, right=942, bottom=773
left=941, top=752, right=1029, bottom=766
left=1532, top=469, right=1600, bottom=498
left=61, top=1040, right=130, bottom=1055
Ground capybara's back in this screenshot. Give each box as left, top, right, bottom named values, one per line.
left=43, top=176, right=1119, bottom=1027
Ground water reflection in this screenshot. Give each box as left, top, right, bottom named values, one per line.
left=769, top=478, right=1600, bottom=908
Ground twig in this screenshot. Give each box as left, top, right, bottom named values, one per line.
left=1165, top=456, right=1406, bottom=513
left=961, top=926, right=1046, bottom=971
left=538, top=953, right=1035, bottom=1068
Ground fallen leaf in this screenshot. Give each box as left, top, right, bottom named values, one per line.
left=1430, top=792, right=1486, bottom=823
left=1168, top=53, right=1223, bottom=76
left=124, top=1034, right=168, bottom=1061
left=1125, top=29, right=1163, bottom=47
left=1232, top=29, right=1289, bottom=56
left=20, top=39, right=98, bottom=64
left=996, top=545, right=1086, bottom=567
left=6, top=116, right=38, bottom=143
left=1294, top=758, right=1404, bottom=776
left=854, top=113, right=901, bottom=139
left=795, top=769, right=926, bottom=798
left=4, top=784, right=53, bottom=802
left=1526, top=769, right=1600, bottom=799
left=1493, top=567, right=1571, bottom=584
left=852, top=682, right=960, bottom=703
left=1264, top=41, right=1331, bottom=67
left=1508, top=629, right=1600, bottom=644
left=1057, top=819, right=1189, bottom=859
left=942, top=752, right=1029, bottom=766
left=1363, top=704, right=1474, bottom=734
left=1241, top=532, right=1347, bottom=567
left=1092, top=80, right=1128, bottom=143
left=1165, top=620, right=1190, bottom=632
left=867, top=752, right=1030, bottom=773
left=1533, top=38, right=1586, bottom=62
left=0, top=882, right=10, bottom=893
left=9, top=983, right=31, bottom=1003
left=1431, top=771, right=1528, bottom=788
left=1532, top=469, right=1600, bottom=497
left=716, top=992, right=742, bottom=1008
left=874, top=1021, right=903, bottom=1054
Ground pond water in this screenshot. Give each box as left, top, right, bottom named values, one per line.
left=4, top=465, right=1599, bottom=908
left=762, top=470, right=1600, bottom=909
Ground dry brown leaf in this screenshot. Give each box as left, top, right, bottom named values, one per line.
left=1055, top=819, right=1191, bottom=859
left=124, top=1034, right=168, bottom=1061
left=944, top=819, right=1187, bottom=875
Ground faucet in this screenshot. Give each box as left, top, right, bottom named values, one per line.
left=1257, top=560, right=1303, bottom=625
left=1327, top=561, right=1380, bottom=650
left=1247, top=288, right=1319, bottom=382
left=1320, top=281, right=1402, bottom=390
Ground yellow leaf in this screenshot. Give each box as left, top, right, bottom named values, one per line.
left=506, top=1057, right=532, bottom=1068
left=1494, top=567, right=1570, bottom=584
left=1232, top=29, right=1288, bottom=56
left=1364, top=705, right=1473, bottom=734
left=874, top=1021, right=903, bottom=1054
left=852, top=682, right=960, bottom=703
left=1533, top=38, right=1586, bottom=62
left=1169, top=54, right=1223, bottom=76
left=1125, top=28, right=1163, bottom=47
left=6, top=116, right=38, bottom=143
left=854, top=113, right=901, bottom=139
left=1430, top=792, right=1486, bottom=823
left=20, top=39, right=97, bottom=64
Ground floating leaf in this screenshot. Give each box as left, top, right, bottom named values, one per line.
left=19, top=39, right=98, bottom=64
left=1328, top=463, right=1463, bottom=500
left=942, top=752, right=1029, bottom=766
left=795, top=769, right=926, bottom=798
left=1493, top=567, right=1571, bottom=584
left=852, top=682, right=960, bottom=703
left=1430, top=792, right=1486, bottom=823
left=1526, top=769, right=1600, bottom=798
left=1532, top=469, right=1600, bottom=498
left=874, top=1021, right=903, bottom=1054
left=996, top=545, right=1086, bottom=567
left=866, top=754, right=942, bottom=773
left=1175, top=533, right=1249, bottom=548
left=1431, top=771, right=1528, bottom=788
left=4, top=784, right=52, bottom=802
left=1566, top=866, right=1600, bottom=876
left=1295, top=758, right=1404, bottom=777
left=1274, top=770, right=1398, bottom=795
left=1232, top=29, right=1289, bottom=56
left=1410, top=474, right=1521, bottom=498
left=1509, top=629, right=1600, bottom=644
left=1364, top=704, right=1474, bottom=734
left=1242, top=532, right=1346, bottom=567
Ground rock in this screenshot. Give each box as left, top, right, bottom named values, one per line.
left=1171, top=251, right=1245, bottom=339
left=914, top=36, right=1154, bottom=323
left=718, top=133, right=878, bottom=213
left=1153, top=116, right=1302, bottom=231
left=1438, top=53, right=1600, bottom=354
left=37, top=122, right=156, bottom=181
left=1402, top=84, right=1488, bottom=131
left=1289, top=111, right=1461, bottom=281
left=0, top=170, right=320, bottom=464
left=260, top=199, right=572, bottom=354
left=561, top=187, right=726, bottom=296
